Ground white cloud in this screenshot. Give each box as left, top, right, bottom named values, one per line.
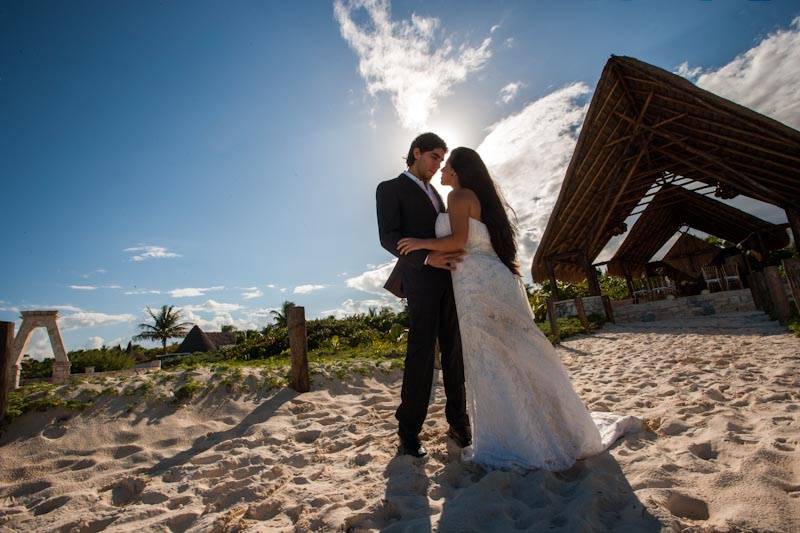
left=81, top=268, right=107, bottom=279
left=674, top=61, right=703, bottom=81
left=24, top=329, right=53, bottom=360
left=319, top=297, right=403, bottom=319
left=242, top=289, right=263, bottom=300
left=102, top=284, right=122, bottom=290
left=279, top=288, right=288, bottom=293
left=169, top=286, right=225, bottom=298
left=345, top=260, right=397, bottom=295
left=69, top=285, right=97, bottom=291
left=477, top=82, right=591, bottom=279
left=504, top=37, right=514, bottom=48
left=334, top=0, right=492, bottom=130
left=490, top=24, right=500, bottom=34
left=266, top=284, right=277, bottom=289
left=497, top=81, right=523, bottom=104
left=85, top=336, right=105, bottom=349
left=58, top=311, right=137, bottom=331
left=690, top=16, right=800, bottom=129
left=179, top=299, right=243, bottom=313
left=124, top=289, right=161, bottom=295
left=124, top=245, right=181, bottom=262
left=293, top=284, right=327, bottom=295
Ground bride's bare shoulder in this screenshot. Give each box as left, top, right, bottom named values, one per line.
left=447, top=188, right=479, bottom=205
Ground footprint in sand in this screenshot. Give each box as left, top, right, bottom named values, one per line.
left=31, top=495, right=70, bottom=516
left=112, top=444, right=144, bottom=459
left=41, top=425, right=68, bottom=439
left=70, top=458, right=97, bottom=471
left=160, top=512, right=199, bottom=531
left=662, top=492, right=709, bottom=521
left=7, top=480, right=51, bottom=498
left=103, top=476, right=146, bottom=506
left=688, top=442, right=718, bottom=460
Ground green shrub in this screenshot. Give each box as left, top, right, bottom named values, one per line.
left=174, top=379, right=203, bottom=402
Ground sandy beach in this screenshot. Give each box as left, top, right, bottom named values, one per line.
left=1, top=311, right=798, bottom=532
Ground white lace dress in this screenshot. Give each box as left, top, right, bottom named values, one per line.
left=436, top=213, right=639, bottom=471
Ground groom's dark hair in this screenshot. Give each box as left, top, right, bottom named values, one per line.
left=406, top=132, right=447, bottom=166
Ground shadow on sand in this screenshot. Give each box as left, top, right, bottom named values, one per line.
left=146, top=387, right=298, bottom=476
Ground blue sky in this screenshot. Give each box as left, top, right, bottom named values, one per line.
left=2, top=1, right=799, bottom=357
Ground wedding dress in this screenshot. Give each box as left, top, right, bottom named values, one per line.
left=435, top=213, right=639, bottom=471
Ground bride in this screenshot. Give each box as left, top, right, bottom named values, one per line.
left=397, top=147, right=638, bottom=471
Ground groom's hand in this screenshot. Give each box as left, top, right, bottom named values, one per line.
left=426, top=251, right=465, bottom=271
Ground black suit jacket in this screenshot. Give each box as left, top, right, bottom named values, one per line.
left=376, top=174, right=446, bottom=298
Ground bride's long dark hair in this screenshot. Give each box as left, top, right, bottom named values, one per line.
left=448, top=147, right=520, bottom=276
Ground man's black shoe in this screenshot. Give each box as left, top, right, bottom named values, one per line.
left=446, top=426, right=472, bottom=448
left=398, top=434, right=427, bottom=458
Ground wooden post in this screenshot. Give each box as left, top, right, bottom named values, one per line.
left=574, top=297, right=590, bottom=332
left=622, top=264, right=635, bottom=300
left=287, top=306, right=310, bottom=393
left=582, top=252, right=601, bottom=296
left=601, top=295, right=615, bottom=324
left=786, top=207, right=800, bottom=251
left=546, top=260, right=560, bottom=301
left=782, top=258, right=800, bottom=314
left=546, top=298, right=560, bottom=343
left=747, top=273, right=764, bottom=311
left=752, top=271, right=773, bottom=315
left=0, top=322, right=14, bottom=420
left=763, top=266, right=791, bottom=325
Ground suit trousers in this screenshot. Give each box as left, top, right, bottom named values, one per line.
left=395, top=267, right=470, bottom=439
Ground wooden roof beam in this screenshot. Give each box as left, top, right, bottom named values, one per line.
left=644, top=127, right=783, bottom=207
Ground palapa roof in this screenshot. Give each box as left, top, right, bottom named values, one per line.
left=606, top=185, right=788, bottom=278
left=532, top=55, right=800, bottom=283
left=660, top=234, right=722, bottom=279
left=176, top=325, right=236, bottom=353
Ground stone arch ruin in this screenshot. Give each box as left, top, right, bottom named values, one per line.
left=6, top=310, right=70, bottom=389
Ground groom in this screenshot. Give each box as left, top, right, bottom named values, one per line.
left=376, top=132, right=471, bottom=458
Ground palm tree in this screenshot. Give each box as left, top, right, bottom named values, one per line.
left=270, top=301, right=296, bottom=327
left=133, top=305, right=191, bottom=354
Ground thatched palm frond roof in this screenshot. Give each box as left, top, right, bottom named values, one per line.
left=532, top=55, right=800, bottom=283
left=606, top=185, right=788, bottom=278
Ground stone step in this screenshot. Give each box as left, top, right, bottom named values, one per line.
left=610, top=311, right=785, bottom=332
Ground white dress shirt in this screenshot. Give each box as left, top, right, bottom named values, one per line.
left=403, top=170, right=442, bottom=266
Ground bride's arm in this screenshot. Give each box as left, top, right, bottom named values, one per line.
left=397, top=191, right=470, bottom=255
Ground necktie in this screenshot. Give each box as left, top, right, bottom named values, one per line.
left=424, top=182, right=440, bottom=212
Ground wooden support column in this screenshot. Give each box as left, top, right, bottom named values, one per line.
left=747, top=273, right=764, bottom=311
left=546, top=260, right=560, bottom=301
left=0, top=322, right=14, bottom=419
left=782, top=258, right=800, bottom=314
left=546, top=298, right=560, bottom=343
left=288, top=306, right=310, bottom=393
left=622, top=264, right=635, bottom=300
left=582, top=253, right=601, bottom=296
left=601, top=295, right=616, bottom=324
left=764, top=266, right=791, bottom=325
left=786, top=207, right=800, bottom=251
left=574, top=297, right=590, bottom=332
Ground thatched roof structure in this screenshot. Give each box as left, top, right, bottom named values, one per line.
left=661, top=234, right=722, bottom=279
left=532, top=55, right=800, bottom=285
left=606, top=185, right=788, bottom=278
left=176, top=325, right=236, bottom=354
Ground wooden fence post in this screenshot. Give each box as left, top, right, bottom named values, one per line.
left=764, top=266, right=791, bottom=325
left=601, top=295, right=615, bottom=324
left=0, top=322, right=14, bottom=420
left=546, top=298, right=560, bottom=343
left=287, top=306, right=310, bottom=393
left=782, top=258, right=800, bottom=314
left=574, top=297, right=590, bottom=332
left=747, top=273, right=764, bottom=311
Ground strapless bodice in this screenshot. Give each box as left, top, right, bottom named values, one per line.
left=435, top=212, right=496, bottom=255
